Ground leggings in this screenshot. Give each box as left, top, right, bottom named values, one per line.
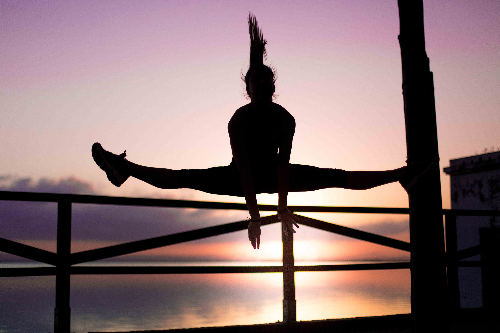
left=177, top=163, right=348, bottom=197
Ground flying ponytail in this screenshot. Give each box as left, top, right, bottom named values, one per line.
left=248, top=13, right=267, bottom=69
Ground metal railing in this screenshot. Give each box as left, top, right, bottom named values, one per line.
left=1, top=190, right=498, bottom=332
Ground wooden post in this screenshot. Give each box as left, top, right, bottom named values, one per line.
left=55, top=200, right=71, bottom=333
left=282, top=225, right=296, bottom=323
left=397, top=1, right=449, bottom=332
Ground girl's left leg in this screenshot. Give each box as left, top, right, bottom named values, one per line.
left=345, top=169, right=404, bottom=190
left=344, top=158, right=439, bottom=192
left=288, top=161, right=434, bottom=193
left=288, top=164, right=405, bottom=193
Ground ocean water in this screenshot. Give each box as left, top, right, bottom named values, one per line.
left=0, top=261, right=411, bottom=333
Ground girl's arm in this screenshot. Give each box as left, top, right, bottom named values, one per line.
left=276, top=110, right=300, bottom=235
left=228, top=109, right=261, bottom=249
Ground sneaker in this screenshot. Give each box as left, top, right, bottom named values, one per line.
left=399, top=157, right=439, bottom=193
left=92, top=142, right=130, bottom=187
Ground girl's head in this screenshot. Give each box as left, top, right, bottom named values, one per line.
left=244, top=64, right=276, bottom=101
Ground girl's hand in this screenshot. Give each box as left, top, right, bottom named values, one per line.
left=278, top=208, right=300, bottom=236
left=248, top=220, right=261, bottom=249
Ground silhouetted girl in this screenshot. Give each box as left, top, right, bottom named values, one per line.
left=93, top=14, right=433, bottom=249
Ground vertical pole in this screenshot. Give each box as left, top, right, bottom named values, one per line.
left=445, top=213, right=460, bottom=312
left=282, top=225, right=296, bottom=323
left=55, top=200, right=71, bottom=333
left=397, top=1, right=449, bottom=332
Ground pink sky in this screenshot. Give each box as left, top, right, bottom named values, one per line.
left=1, top=0, right=499, bottom=257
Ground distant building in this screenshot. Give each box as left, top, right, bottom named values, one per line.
left=444, top=151, right=500, bottom=309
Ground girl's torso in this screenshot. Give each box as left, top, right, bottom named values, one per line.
left=231, top=103, right=284, bottom=169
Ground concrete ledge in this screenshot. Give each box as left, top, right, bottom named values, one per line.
left=90, top=310, right=500, bottom=333
left=90, top=314, right=412, bottom=333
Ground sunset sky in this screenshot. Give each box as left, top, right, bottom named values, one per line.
left=1, top=0, right=499, bottom=260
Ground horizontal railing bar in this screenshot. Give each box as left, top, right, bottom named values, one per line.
left=0, top=262, right=411, bottom=277
left=297, top=216, right=411, bottom=252
left=295, top=262, right=411, bottom=271
left=70, top=215, right=280, bottom=265
left=0, top=266, right=56, bottom=277
left=0, top=191, right=409, bottom=214
left=0, top=191, right=255, bottom=210
left=0, top=238, right=57, bottom=266
left=70, top=265, right=284, bottom=274
left=443, top=209, right=500, bottom=217
left=4, top=261, right=487, bottom=278
left=2, top=191, right=499, bottom=216
left=291, top=206, right=409, bottom=214
left=71, top=263, right=412, bottom=274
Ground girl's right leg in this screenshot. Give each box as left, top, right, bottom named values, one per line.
left=92, top=142, right=178, bottom=189
left=125, top=161, right=178, bottom=189
left=92, top=142, right=243, bottom=195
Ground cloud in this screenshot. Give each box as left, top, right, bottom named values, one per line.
left=0, top=175, right=14, bottom=182
left=357, top=220, right=409, bottom=237
left=0, top=175, right=96, bottom=194
left=0, top=175, right=248, bottom=244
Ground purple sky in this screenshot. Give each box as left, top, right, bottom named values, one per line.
left=1, top=0, right=499, bottom=258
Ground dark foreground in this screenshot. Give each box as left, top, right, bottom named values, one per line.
left=90, top=309, right=500, bottom=333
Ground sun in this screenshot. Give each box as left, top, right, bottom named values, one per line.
left=260, top=241, right=283, bottom=261
left=294, top=241, right=321, bottom=261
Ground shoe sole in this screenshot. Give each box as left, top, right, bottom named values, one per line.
left=92, top=143, right=125, bottom=187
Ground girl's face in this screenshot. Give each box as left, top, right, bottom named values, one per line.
left=248, top=68, right=275, bottom=102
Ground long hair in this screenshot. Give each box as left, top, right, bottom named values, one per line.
left=244, top=13, right=276, bottom=98
left=248, top=13, right=267, bottom=68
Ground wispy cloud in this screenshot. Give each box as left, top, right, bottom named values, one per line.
left=0, top=175, right=247, bottom=243
left=0, top=175, right=96, bottom=194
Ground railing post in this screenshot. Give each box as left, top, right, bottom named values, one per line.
left=397, top=1, right=449, bottom=332
left=445, top=213, right=460, bottom=313
left=282, top=224, right=296, bottom=323
left=55, top=200, right=71, bottom=333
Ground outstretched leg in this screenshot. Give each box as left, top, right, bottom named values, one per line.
left=92, top=143, right=178, bottom=189
left=287, top=162, right=433, bottom=193
left=344, top=158, right=438, bottom=192
left=125, top=161, right=178, bottom=189
left=345, top=169, right=404, bottom=190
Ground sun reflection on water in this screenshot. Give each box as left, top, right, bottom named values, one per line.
left=1, top=264, right=410, bottom=332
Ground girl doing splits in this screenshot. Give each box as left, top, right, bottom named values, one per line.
left=92, top=14, right=434, bottom=249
